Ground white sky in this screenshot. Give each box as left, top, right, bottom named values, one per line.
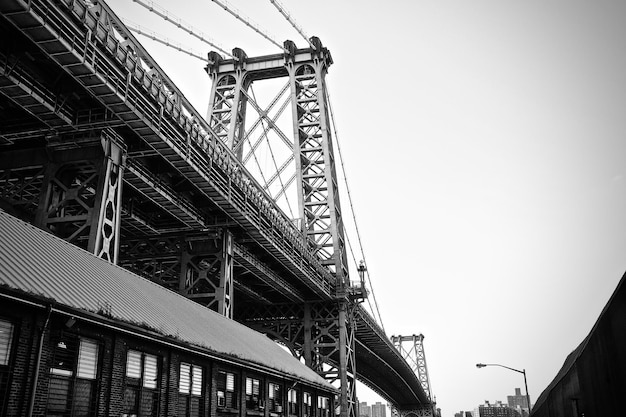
left=106, top=1, right=626, bottom=415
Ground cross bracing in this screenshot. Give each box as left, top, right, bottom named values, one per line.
left=0, top=0, right=434, bottom=414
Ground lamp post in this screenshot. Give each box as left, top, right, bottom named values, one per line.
left=476, top=363, right=531, bottom=415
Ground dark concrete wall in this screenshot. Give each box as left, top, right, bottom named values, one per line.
left=531, top=272, right=626, bottom=417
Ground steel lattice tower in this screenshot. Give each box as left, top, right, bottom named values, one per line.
left=391, top=334, right=433, bottom=401
left=206, top=38, right=357, bottom=417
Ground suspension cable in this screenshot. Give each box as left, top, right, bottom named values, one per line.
left=325, top=84, right=386, bottom=332
left=131, top=0, right=235, bottom=59
left=123, top=20, right=210, bottom=63
left=267, top=0, right=314, bottom=48
left=210, top=0, right=287, bottom=52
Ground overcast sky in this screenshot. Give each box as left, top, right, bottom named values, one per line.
left=107, top=1, right=626, bottom=415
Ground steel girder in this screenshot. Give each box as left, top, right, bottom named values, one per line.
left=26, top=128, right=126, bottom=262
left=391, top=335, right=433, bottom=402
left=0, top=0, right=335, bottom=299
left=0, top=0, right=434, bottom=412
left=238, top=300, right=358, bottom=417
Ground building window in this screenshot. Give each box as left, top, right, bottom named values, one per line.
left=178, top=362, right=203, bottom=417
left=47, top=334, right=100, bottom=416
left=123, top=350, right=159, bottom=417
left=317, top=396, right=330, bottom=417
left=269, top=383, right=283, bottom=413
left=0, top=319, right=15, bottom=412
left=246, top=376, right=263, bottom=410
left=288, top=389, right=299, bottom=416
left=217, top=371, right=237, bottom=409
left=303, top=392, right=312, bottom=417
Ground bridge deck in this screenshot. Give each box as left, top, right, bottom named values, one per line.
left=0, top=0, right=430, bottom=409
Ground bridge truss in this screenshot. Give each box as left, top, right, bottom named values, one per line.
left=0, top=0, right=433, bottom=415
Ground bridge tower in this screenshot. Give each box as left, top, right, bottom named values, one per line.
left=390, top=334, right=435, bottom=417
left=206, top=39, right=358, bottom=417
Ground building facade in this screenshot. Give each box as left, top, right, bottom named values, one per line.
left=506, top=388, right=529, bottom=416
left=475, top=401, right=521, bottom=417
left=0, top=211, right=337, bottom=417
left=359, top=402, right=372, bottom=417
left=371, top=402, right=387, bottom=417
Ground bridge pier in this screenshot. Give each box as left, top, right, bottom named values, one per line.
left=118, top=229, right=235, bottom=317
left=35, top=129, right=126, bottom=262
left=0, top=128, right=126, bottom=262
left=179, top=229, right=234, bottom=318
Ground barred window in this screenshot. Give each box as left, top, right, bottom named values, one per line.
left=0, top=320, right=13, bottom=365
left=123, top=350, right=159, bottom=417
left=217, top=371, right=237, bottom=409
left=47, top=335, right=100, bottom=416
left=178, top=362, right=203, bottom=417
left=317, top=396, right=330, bottom=417
left=268, top=382, right=283, bottom=413
left=288, top=389, right=299, bottom=416
left=0, top=319, right=15, bottom=413
left=303, top=392, right=312, bottom=417
left=246, top=376, right=262, bottom=410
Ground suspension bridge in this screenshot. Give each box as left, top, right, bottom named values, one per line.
left=0, top=0, right=436, bottom=416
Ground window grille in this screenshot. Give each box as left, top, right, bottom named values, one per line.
left=269, top=383, right=283, bottom=413
left=143, top=354, right=158, bottom=389
left=217, top=371, right=237, bottom=409
left=317, top=396, right=330, bottom=417
left=288, top=389, right=299, bottom=416
left=46, top=334, right=100, bottom=416
left=0, top=320, right=13, bottom=365
left=303, top=392, right=312, bottom=417
left=178, top=362, right=203, bottom=417
left=123, top=350, right=159, bottom=417
left=246, top=377, right=262, bottom=410
left=0, top=319, right=15, bottom=413
left=179, top=363, right=191, bottom=394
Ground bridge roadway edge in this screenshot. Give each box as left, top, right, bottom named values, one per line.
left=0, top=0, right=433, bottom=409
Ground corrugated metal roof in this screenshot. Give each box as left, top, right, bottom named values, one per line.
left=0, top=210, right=332, bottom=389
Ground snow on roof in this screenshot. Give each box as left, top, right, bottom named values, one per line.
left=0, top=210, right=333, bottom=390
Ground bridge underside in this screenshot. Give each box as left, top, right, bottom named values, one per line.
left=0, top=0, right=431, bottom=410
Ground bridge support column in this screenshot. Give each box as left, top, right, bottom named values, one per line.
left=34, top=129, right=126, bottom=263
left=338, top=300, right=358, bottom=417
left=179, top=229, right=234, bottom=318
left=238, top=300, right=357, bottom=417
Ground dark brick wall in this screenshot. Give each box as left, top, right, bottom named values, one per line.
left=4, top=304, right=37, bottom=416
left=0, top=298, right=336, bottom=417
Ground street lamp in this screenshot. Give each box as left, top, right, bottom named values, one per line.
left=476, top=363, right=531, bottom=414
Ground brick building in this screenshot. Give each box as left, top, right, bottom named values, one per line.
left=0, top=211, right=337, bottom=416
